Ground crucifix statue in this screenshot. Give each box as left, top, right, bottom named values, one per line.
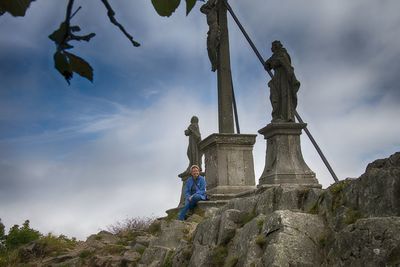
left=201, top=0, right=234, bottom=134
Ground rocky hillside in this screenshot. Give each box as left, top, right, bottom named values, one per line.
left=8, top=152, right=400, bottom=266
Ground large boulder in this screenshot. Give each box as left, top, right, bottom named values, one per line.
left=325, top=217, right=400, bottom=266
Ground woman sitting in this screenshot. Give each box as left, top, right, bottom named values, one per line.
left=178, top=165, right=207, bottom=221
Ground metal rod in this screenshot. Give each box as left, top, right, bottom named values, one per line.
left=294, top=111, right=339, bottom=182
left=224, top=0, right=339, bottom=183
left=231, top=78, right=241, bottom=134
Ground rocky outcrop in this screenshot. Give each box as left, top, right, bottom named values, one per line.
left=13, top=152, right=400, bottom=266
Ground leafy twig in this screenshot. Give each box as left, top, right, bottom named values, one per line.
left=100, top=0, right=140, bottom=47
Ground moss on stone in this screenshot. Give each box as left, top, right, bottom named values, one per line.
left=162, top=249, right=175, bottom=267
left=255, top=234, right=267, bottom=248
left=329, top=180, right=350, bottom=195
left=343, top=209, right=363, bottom=225
left=147, top=220, right=161, bottom=235
left=225, top=255, right=239, bottom=267
left=256, top=218, right=264, bottom=231
left=210, top=245, right=228, bottom=266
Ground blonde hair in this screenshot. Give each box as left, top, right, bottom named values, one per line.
left=190, top=165, right=200, bottom=171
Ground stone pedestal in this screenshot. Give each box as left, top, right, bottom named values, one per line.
left=258, top=122, right=320, bottom=186
left=199, top=133, right=257, bottom=194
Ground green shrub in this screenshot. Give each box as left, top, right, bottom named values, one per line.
left=107, top=216, right=156, bottom=237
left=36, top=233, right=78, bottom=257
left=147, top=220, right=161, bottom=235
left=79, top=249, right=94, bottom=259
left=5, top=220, right=41, bottom=250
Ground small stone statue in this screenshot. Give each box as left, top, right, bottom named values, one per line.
left=264, top=40, right=300, bottom=122
left=200, top=0, right=220, bottom=72
left=179, top=116, right=202, bottom=178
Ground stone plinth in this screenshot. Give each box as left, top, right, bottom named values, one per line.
left=258, top=122, right=319, bottom=186
left=199, top=133, right=257, bottom=194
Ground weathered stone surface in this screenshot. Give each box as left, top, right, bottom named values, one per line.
left=188, top=243, right=212, bottom=267
left=149, top=220, right=190, bottom=249
left=261, top=210, right=326, bottom=266
left=193, top=215, right=221, bottom=246
left=87, top=230, right=118, bottom=243
left=217, top=209, right=242, bottom=245
left=139, top=245, right=171, bottom=267
left=200, top=133, right=257, bottom=194
left=122, top=250, right=141, bottom=261
left=325, top=217, right=400, bottom=267
left=311, top=152, right=400, bottom=231
left=226, top=214, right=266, bottom=266
left=135, top=234, right=155, bottom=247
left=258, top=122, right=318, bottom=186
left=11, top=152, right=400, bottom=267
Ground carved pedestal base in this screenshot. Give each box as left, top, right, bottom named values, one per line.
left=258, top=122, right=320, bottom=186
left=199, top=133, right=257, bottom=195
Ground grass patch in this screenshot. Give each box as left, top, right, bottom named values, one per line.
left=239, top=209, right=257, bottom=227
left=225, top=255, right=239, bottom=267
left=166, top=209, right=180, bottom=222
left=329, top=180, right=350, bottom=195
left=343, top=209, right=363, bottom=225
left=36, top=233, right=78, bottom=257
left=102, top=244, right=126, bottom=255
left=147, top=221, right=162, bottom=235
left=136, top=246, right=146, bottom=255
left=79, top=249, right=94, bottom=259
left=210, top=246, right=228, bottom=267
left=255, top=234, right=266, bottom=248
left=162, top=250, right=175, bottom=267
left=256, top=218, right=264, bottom=231
left=309, top=202, right=319, bottom=214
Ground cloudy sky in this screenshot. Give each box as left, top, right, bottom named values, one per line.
left=0, top=0, right=399, bottom=239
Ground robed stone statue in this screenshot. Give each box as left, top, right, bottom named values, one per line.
left=179, top=116, right=202, bottom=178
left=264, top=40, right=300, bottom=122
left=200, top=0, right=220, bottom=72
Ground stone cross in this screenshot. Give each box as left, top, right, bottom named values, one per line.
left=201, top=0, right=234, bottom=133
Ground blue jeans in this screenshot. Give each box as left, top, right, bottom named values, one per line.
left=178, top=194, right=202, bottom=220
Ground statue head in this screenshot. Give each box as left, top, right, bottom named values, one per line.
left=271, top=40, right=283, bottom=53
left=190, top=116, right=199, bottom=124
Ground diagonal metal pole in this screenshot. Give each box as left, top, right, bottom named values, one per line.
left=224, top=0, right=339, bottom=183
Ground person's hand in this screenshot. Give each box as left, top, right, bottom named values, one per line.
left=189, top=196, right=193, bottom=202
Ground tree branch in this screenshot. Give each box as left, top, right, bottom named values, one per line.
left=100, top=0, right=140, bottom=47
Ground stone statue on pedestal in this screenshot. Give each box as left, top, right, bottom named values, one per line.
left=264, top=40, right=300, bottom=122
left=179, top=116, right=202, bottom=178
left=258, top=40, right=319, bottom=187
left=177, top=116, right=203, bottom=207
left=200, top=0, right=220, bottom=72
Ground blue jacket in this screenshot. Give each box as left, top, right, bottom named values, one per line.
left=185, top=176, right=207, bottom=200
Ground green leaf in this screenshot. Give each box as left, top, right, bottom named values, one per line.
left=185, top=0, right=196, bottom=15
left=54, top=51, right=73, bottom=84
left=151, top=0, right=181, bottom=17
left=48, top=23, right=67, bottom=45
left=65, top=52, right=93, bottom=82
left=0, top=0, right=35, bottom=17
